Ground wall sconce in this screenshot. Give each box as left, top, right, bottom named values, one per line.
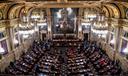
left=78, top=26, right=82, bottom=31
left=48, top=27, right=51, bottom=32
left=0, top=44, right=5, bottom=54
left=110, top=38, right=115, bottom=44
left=14, top=38, right=19, bottom=44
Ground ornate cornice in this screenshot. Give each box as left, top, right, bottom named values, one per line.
left=0, top=18, right=19, bottom=28
left=105, top=18, right=128, bottom=27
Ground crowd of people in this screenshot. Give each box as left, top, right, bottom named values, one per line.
left=1, top=39, right=123, bottom=75
left=67, top=48, right=95, bottom=76
left=81, top=41, right=122, bottom=75
left=66, top=41, right=122, bottom=75
left=3, top=40, right=52, bottom=75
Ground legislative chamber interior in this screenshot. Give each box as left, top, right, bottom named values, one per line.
left=0, top=0, right=128, bottom=76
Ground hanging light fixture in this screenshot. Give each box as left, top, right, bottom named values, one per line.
left=84, top=8, right=97, bottom=21
left=31, top=14, right=40, bottom=19
left=91, top=10, right=108, bottom=39
left=23, top=34, right=29, bottom=38
left=92, top=2, right=107, bottom=31
left=93, top=12, right=108, bottom=30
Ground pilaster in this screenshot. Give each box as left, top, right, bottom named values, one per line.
left=46, top=8, right=52, bottom=39
left=78, top=8, right=83, bottom=40
left=115, top=19, right=123, bottom=52
left=106, top=18, right=112, bottom=43
left=4, top=19, right=19, bottom=51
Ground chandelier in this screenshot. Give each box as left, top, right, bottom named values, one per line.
left=19, top=22, right=34, bottom=30
left=91, top=12, right=108, bottom=38
left=84, top=8, right=97, bottom=22
left=92, top=13, right=108, bottom=30
left=18, top=21, right=35, bottom=37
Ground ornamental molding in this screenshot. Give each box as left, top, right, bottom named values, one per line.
left=0, top=18, right=19, bottom=28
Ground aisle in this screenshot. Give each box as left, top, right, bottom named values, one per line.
left=58, top=47, right=68, bottom=76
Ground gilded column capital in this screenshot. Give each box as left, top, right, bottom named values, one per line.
left=118, top=19, right=124, bottom=24
left=106, top=18, right=112, bottom=25
left=4, top=20, right=11, bottom=28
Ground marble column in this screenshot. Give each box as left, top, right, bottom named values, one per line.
left=46, top=8, right=52, bottom=39
left=106, top=18, right=111, bottom=43
left=78, top=8, right=83, bottom=40
left=5, top=20, right=13, bottom=51
left=116, top=20, right=123, bottom=53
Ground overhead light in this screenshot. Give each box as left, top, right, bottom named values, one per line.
left=23, top=35, right=29, bottom=39
left=31, top=14, right=40, bottom=19
left=122, top=44, right=128, bottom=54
left=37, top=23, right=47, bottom=26
left=35, top=27, right=38, bottom=31
left=81, top=23, right=91, bottom=25
left=56, top=24, right=59, bottom=27
left=57, top=9, right=62, bottom=18
left=14, top=38, right=19, bottom=44
left=110, top=38, right=115, bottom=44
left=0, top=45, right=5, bottom=54
left=48, top=27, right=51, bottom=32
left=67, top=7, right=72, bottom=15
left=79, top=27, right=82, bottom=31
left=91, top=28, right=108, bottom=34
left=123, top=48, right=128, bottom=54
left=19, top=30, right=35, bottom=34
left=102, top=34, right=107, bottom=38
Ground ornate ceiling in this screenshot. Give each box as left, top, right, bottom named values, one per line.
left=0, top=0, right=128, bottom=20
